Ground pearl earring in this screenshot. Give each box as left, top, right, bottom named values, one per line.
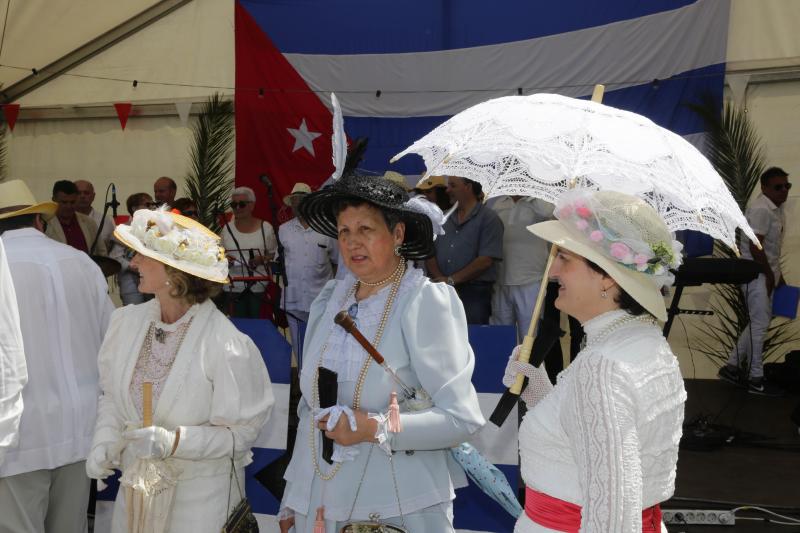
left=600, top=289, right=608, bottom=299
left=165, top=280, right=171, bottom=287
left=394, top=245, right=402, bottom=257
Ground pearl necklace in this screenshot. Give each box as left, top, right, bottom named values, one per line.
left=356, top=259, right=405, bottom=287
left=310, top=263, right=405, bottom=481
left=584, top=313, right=655, bottom=350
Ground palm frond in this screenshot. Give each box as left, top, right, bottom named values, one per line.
left=184, top=93, right=235, bottom=232
left=688, top=94, right=796, bottom=367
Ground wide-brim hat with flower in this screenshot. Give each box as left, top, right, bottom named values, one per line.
left=298, top=173, right=435, bottom=259
left=114, top=208, right=229, bottom=283
left=528, top=189, right=683, bottom=321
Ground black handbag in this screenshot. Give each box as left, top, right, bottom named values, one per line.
left=222, top=431, right=259, bottom=533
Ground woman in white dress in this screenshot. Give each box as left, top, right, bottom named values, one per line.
left=86, top=208, right=275, bottom=533
left=278, top=173, right=485, bottom=533
left=504, top=190, right=686, bottom=532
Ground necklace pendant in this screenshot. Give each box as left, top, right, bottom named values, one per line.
left=154, top=327, right=167, bottom=343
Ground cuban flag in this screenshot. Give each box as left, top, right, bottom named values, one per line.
left=235, top=0, right=729, bottom=224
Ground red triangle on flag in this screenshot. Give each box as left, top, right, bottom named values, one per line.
left=235, top=1, right=335, bottom=224
left=114, top=103, right=133, bottom=130
left=2, top=104, right=20, bottom=132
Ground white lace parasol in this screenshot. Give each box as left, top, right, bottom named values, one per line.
left=392, top=93, right=757, bottom=252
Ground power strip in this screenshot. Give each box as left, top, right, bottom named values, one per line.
left=662, top=509, right=735, bottom=526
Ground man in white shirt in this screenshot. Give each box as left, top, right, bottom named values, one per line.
left=279, top=183, right=337, bottom=369
left=719, top=167, right=791, bottom=396
left=0, top=236, right=27, bottom=470
left=0, top=180, right=114, bottom=533
left=75, top=180, right=115, bottom=253
left=490, top=195, right=553, bottom=342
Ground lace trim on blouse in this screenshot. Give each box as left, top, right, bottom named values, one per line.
left=129, top=304, right=199, bottom=417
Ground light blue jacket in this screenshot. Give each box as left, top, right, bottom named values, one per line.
left=282, top=268, right=485, bottom=521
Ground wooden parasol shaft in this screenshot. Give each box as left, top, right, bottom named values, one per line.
left=508, top=246, right=557, bottom=394
left=510, top=84, right=606, bottom=394
left=142, top=382, right=153, bottom=427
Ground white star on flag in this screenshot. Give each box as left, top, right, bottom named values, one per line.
left=287, top=118, right=322, bottom=156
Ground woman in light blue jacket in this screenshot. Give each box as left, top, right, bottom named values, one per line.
left=279, top=173, right=485, bottom=532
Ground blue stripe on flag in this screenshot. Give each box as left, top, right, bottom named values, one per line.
left=231, top=318, right=292, bottom=384
left=349, top=63, right=724, bottom=176
left=454, top=463, right=519, bottom=532
left=468, top=325, right=517, bottom=394
left=246, top=447, right=285, bottom=515
left=240, top=0, right=696, bottom=54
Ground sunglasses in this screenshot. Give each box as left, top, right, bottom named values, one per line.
left=182, top=210, right=198, bottom=217
left=231, top=201, right=251, bottom=209
left=771, top=183, right=792, bottom=192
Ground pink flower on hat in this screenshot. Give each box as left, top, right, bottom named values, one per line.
left=589, top=230, right=604, bottom=242
left=610, top=242, right=632, bottom=262
left=575, top=219, right=589, bottom=231
left=634, top=253, right=649, bottom=271
left=558, top=205, right=574, bottom=219
left=576, top=206, right=592, bottom=219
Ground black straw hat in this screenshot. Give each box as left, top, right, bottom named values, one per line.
left=298, top=173, right=435, bottom=259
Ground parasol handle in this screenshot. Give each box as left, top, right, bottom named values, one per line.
left=334, top=311, right=385, bottom=364
left=591, top=84, right=605, bottom=103
left=334, top=311, right=417, bottom=398
left=509, top=246, right=558, bottom=394
left=142, top=382, right=153, bottom=427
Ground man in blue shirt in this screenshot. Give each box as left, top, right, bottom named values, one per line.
left=426, top=176, right=504, bottom=324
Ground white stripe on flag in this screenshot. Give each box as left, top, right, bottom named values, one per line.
left=287, top=0, right=727, bottom=118
left=253, top=383, right=290, bottom=450
left=468, top=392, right=519, bottom=466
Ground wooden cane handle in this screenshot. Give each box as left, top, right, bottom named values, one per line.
left=334, top=311, right=386, bottom=365
left=142, top=382, right=153, bottom=427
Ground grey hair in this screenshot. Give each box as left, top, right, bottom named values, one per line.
left=231, top=186, right=256, bottom=203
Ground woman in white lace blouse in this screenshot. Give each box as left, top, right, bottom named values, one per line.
left=504, top=190, right=686, bottom=533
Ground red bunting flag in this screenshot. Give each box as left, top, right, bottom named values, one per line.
left=114, top=103, right=133, bottom=130
left=2, top=104, right=20, bottom=132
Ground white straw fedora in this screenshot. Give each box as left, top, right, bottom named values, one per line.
left=0, top=180, right=57, bottom=219
left=528, top=190, right=683, bottom=321
left=283, top=182, right=312, bottom=206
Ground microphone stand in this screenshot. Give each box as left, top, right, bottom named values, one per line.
left=90, top=183, right=118, bottom=256
left=262, top=180, right=286, bottom=289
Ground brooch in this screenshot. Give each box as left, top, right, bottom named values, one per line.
left=154, top=327, right=167, bottom=343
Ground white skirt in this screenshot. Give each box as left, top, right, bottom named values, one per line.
left=110, top=468, right=242, bottom=533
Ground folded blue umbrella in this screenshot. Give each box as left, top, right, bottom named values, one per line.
left=450, top=442, right=523, bottom=518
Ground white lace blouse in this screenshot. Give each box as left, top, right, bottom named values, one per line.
left=515, top=310, right=686, bottom=533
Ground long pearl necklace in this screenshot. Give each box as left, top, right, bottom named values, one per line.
left=310, top=263, right=405, bottom=481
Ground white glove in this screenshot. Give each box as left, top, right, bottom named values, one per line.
left=123, top=426, right=176, bottom=460
left=314, top=405, right=358, bottom=432
left=86, top=442, right=119, bottom=480
left=502, top=345, right=553, bottom=407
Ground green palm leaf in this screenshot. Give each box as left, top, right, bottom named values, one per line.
left=688, top=94, right=799, bottom=370
left=185, top=93, right=234, bottom=233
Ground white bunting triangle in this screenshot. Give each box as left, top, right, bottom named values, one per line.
left=175, top=101, right=192, bottom=124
